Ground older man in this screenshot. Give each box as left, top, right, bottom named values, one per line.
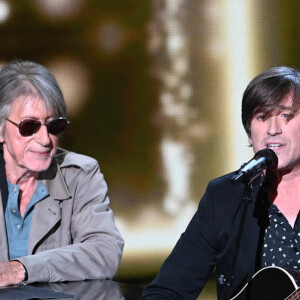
left=141, top=66, right=300, bottom=299
left=0, top=60, right=124, bottom=286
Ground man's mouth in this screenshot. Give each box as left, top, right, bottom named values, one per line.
left=267, top=143, right=282, bottom=149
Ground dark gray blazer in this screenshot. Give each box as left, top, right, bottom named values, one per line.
left=141, top=173, right=268, bottom=300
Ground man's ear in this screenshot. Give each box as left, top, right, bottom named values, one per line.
left=248, top=134, right=252, bottom=146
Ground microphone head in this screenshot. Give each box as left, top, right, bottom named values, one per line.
left=230, top=148, right=278, bottom=184
left=254, top=148, right=278, bottom=169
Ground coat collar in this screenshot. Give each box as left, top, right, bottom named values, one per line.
left=39, top=156, right=72, bottom=201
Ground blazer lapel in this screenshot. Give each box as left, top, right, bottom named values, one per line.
left=242, top=182, right=268, bottom=276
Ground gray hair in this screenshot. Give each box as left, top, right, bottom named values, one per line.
left=0, top=60, right=67, bottom=131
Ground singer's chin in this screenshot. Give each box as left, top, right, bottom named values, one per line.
left=267, top=162, right=296, bottom=180
left=277, top=164, right=297, bottom=176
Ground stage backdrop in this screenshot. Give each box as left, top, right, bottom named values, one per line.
left=0, top=1, right=299, bottom=288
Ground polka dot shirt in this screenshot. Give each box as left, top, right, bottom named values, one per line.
left=262, top=203, right=300, bottom=270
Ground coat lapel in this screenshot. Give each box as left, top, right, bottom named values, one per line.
left=28, top=158, right=71, bottom=254
left=28, top=196, right=62, bottom=254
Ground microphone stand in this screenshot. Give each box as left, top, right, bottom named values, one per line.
left=224, top=173, right=264, bottom=300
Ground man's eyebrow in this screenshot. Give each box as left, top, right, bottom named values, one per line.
left=278, top=105, right=293, bottom=111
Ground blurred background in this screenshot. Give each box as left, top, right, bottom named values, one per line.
left=1, top=0, right=300, bottom=298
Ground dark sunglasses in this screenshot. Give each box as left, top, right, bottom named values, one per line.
left=5, top=117, right=70, bottom=137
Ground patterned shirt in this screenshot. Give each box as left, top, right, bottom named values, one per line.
left=262, top=203, right=300, bottom=270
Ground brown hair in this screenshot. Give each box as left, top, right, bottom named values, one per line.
left=242, top=66, right=300, bottom=136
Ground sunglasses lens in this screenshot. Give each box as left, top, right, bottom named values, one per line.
left=47, top=118, right=69, bottom=135
left=19, top=120, right=41, bottom=136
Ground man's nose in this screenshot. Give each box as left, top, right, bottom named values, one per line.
left=34, top=124, right=51, bottom=145
left=267, top=116, right=282, bottom=135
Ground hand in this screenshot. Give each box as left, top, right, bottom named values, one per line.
left=0, top=261, right=25, bottom=286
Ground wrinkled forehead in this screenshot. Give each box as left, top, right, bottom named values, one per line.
left=7, top=95, right=58, bottom=118
left=10, top=95, right=57, bottom=117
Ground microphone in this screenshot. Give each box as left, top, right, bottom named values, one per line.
left=230, top=148, right=278, bottom=184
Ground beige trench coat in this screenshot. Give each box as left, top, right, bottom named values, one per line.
left=0, top=148, right=124, bottom=283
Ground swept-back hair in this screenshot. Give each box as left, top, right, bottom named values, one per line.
left=0, top=60, right=66, bottom=131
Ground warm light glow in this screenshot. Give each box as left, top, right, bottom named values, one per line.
left=97, top=22, right=125, bottom=53
left=223, top=1, right=254, bottom=168
left=34, top=0, right=83, bottom=18
left=46, top=58, right=90, bottom=116
left=115, top=201, right=196, bottom=258
left=0, top=0, right=10, bottom=23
